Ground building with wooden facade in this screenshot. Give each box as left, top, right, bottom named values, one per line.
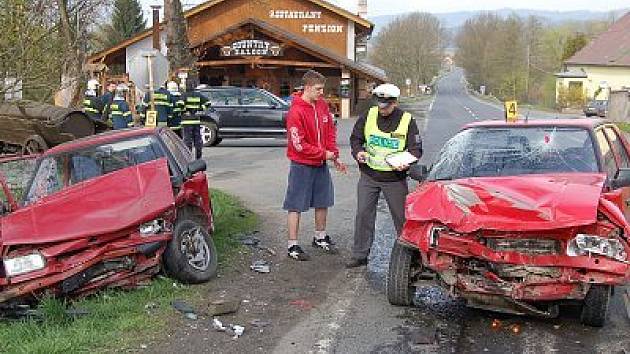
left=88, top=0, right=387, bottom=118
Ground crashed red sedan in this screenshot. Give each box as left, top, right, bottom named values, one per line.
left=0, top=128, right=216, bottom=312
left=388, top=119, right=630, bottom=327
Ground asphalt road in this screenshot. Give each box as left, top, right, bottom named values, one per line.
left=163, top=69, right=629, bottom=353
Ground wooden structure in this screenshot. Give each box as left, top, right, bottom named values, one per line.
left=87, top=0, right=386, bottom=118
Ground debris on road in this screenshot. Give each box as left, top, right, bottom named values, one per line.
left=172, top=299, right=197, bottom=320
left=239, top=235, right=261, bottom=246
left=289, top=299, right=314, bottom=311
left=212, top=318, right=246, bottom=339
left=207, top=299, right=241, bottom=316
left=251, top=260, right=271, bottom=273
left=249, top=319, right=271, bottom=327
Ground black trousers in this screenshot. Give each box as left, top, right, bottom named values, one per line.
left=183, top=125, right=203, bottom=159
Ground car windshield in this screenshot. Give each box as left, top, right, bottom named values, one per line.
left=428, top=126, right=599, bottom=181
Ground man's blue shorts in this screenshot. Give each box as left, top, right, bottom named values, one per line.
left=283, top=161, right=334, bottom=212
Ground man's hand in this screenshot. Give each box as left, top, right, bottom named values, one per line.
left=333, top=159, right=348, bottom=174
left=356, top=151, right=368, bottom=164
left=393, top=164, right=410, bottom=172
left=325, top=150, right=336, bottom=160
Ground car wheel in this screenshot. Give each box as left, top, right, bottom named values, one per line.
left=200, top=122, right=220, bottom=147
left=580, top=284, right=611, bottom=327
left=164, top=219, right=217, bottom=284
left=22, top=135, right=48, bottom=155
left=387, top=241, right=420, bottom=306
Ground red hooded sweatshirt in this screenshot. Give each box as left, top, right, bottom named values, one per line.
left=286, top=93, right=338, bottom=166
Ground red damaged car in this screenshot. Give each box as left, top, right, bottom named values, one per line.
left=387, top=119, right=630, bottom=327
left=0, top=128, right=216, bottom=312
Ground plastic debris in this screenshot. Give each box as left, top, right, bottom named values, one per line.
left=213, top=318, right=227, bottom=331
left=212, top=318, right=245, bottom=339
left=172, top=299, right=196, bottom=320
left=144, top=302, right=158, bottom=310
left=232, top=325, right=245, bottom=338
left=207, top=300, right=240, bottom=316
left=240, top=236, right=260, bottom=246
left=251, top=260, right=271, bottom=273
left=289, top=299, right=313, bottom=310
left=185, top=312, right=198, bottom=320
left=250, top=319, right=271, bottom=327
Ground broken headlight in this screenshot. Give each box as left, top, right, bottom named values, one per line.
left=566, top=234, right=627, bottom=262
left=139, top=219, right=166, bottom=236
left=3, top=252, right=46, bottom=277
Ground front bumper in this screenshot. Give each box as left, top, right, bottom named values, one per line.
left=399, top=226, right=630, bottom=303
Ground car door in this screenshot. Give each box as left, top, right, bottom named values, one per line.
left=0, top=155, right=38, bottom=213
left=203, top=88, right=242, bottom=132
left=602, top=126, right=630, bottom=219
left=238, top=89, right=286, bottom=133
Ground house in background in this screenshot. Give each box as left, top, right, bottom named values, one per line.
left=555, top=11, right=630, bottom=104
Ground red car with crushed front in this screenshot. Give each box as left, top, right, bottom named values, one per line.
left=387, top=119, right=630, bottom=327
left=0, top=128, right=216, bottom=314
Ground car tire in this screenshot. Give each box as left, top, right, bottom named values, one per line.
left=22, top=135, right=48, bottom=155
left=387, top=241, right=419, bottom=306
left=164, top=219, right=218, bottom=284
left=580, top=284, right=611, bottom=327
left=200, top=121, right=220, bottom=147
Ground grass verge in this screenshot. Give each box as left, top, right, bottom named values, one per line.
left=0, top=188, right=258, bottom=353
left=615, top=122, right=630, bottom=133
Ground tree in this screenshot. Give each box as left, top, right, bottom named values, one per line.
left=164, top=0, right=197, bottom=80
left=370, top=12, right=445, bottom=92
left=94, top=0, right=146, bottom=50
left=561, top=32, right=588, bottom=62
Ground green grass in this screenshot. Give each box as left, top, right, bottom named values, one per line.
left=0, top=188, right=258, bottom=353
left=615, top=122, right=630, bottom=133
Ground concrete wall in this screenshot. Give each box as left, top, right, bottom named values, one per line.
left=609, top=90, right=630, bottom=122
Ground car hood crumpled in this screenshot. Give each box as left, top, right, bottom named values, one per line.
left=1, top=158, right=174, bottom=246
left=406, top=173, right=607, bottom=233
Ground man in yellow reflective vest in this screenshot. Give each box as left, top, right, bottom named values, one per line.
left=346, top=83, right=423, bottom=268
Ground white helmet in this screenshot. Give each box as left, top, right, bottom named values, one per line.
left=85, top=89, right=96, bottom=97
left=115, top=83, right=129, bottom=97
left=87, top=79, right=100, bottom=91
left=167, top=81, right=179, bottom=93
left=372, top=83, right=401, bottom=99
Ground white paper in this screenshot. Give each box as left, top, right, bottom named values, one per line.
left=385, top=151, right=418, bottom=169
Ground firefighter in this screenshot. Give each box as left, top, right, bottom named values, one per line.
left=346, top=83, right=423, bottom=268
left=82, top=79, right=104, bottom=121
left=167, top=81, right=185, bottom=136
left=100, top=81, right=117, bottom=121
left=141, top=83, right=172, bottom=127
left=181, top=81, right=208, bottom=159
left=109, top=84, right=133, bottom=130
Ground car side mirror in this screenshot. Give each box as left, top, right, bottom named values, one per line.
left=612, top=168, right=630, bottom=189
left=186, top=159, right=207, bottom=178
left=408, top=164, right=429, bottom=182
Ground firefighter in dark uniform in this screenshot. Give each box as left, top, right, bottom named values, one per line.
left=167, top=81, right=185, bottom=137
left=141, top=84, right=172, bottom=127
left=82, top=79, right=104, bottom=121
left=182, top=81, right=208, bottom=159
left=109, top=84, right=133, bottom=130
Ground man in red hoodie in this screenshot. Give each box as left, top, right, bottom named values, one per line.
left=283, top=70, right=347, bottom=261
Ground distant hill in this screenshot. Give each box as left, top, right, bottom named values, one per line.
left=369, top=8, right=628, bottom=35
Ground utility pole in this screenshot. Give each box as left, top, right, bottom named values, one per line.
left=525, top=44, right=530, bottom=103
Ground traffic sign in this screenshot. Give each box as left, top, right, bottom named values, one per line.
left=505, top=100, right=518, bottom=122
left=145, top=110, right=157, bottom=128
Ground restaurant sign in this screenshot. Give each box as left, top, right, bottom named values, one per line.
left=220, top=40, right=282, bottom=57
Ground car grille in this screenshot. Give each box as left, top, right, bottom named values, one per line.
left=485, top=238, right=560, bottom=255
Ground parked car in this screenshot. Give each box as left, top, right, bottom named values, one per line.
left=583, top=100, right=608, bottom=117
left=0, top=127, right=216, bottom=311
left=197, top=86, right=289, bottom=146
left=388, top=118, right=630, bottom=327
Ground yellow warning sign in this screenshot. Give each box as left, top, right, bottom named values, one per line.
left=145, top=110, right=157, bottom=128
left=504, top=101, right=518, bottom=122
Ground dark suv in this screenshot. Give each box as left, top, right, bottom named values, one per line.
left=197, top=87, right=289, bottom=146
left=583, top=100, right=608, bottom=117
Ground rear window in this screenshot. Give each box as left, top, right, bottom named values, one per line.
left=25, top=135, right=166, bottom=204
left=201, top=89, right=240, bottom=106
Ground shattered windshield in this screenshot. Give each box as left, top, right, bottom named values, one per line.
left=0, top=158, right=38, bottom=207
left=428, top=127, right=598, bottom=180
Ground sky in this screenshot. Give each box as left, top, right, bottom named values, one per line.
left=139, top=0, right=629, bottom=18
